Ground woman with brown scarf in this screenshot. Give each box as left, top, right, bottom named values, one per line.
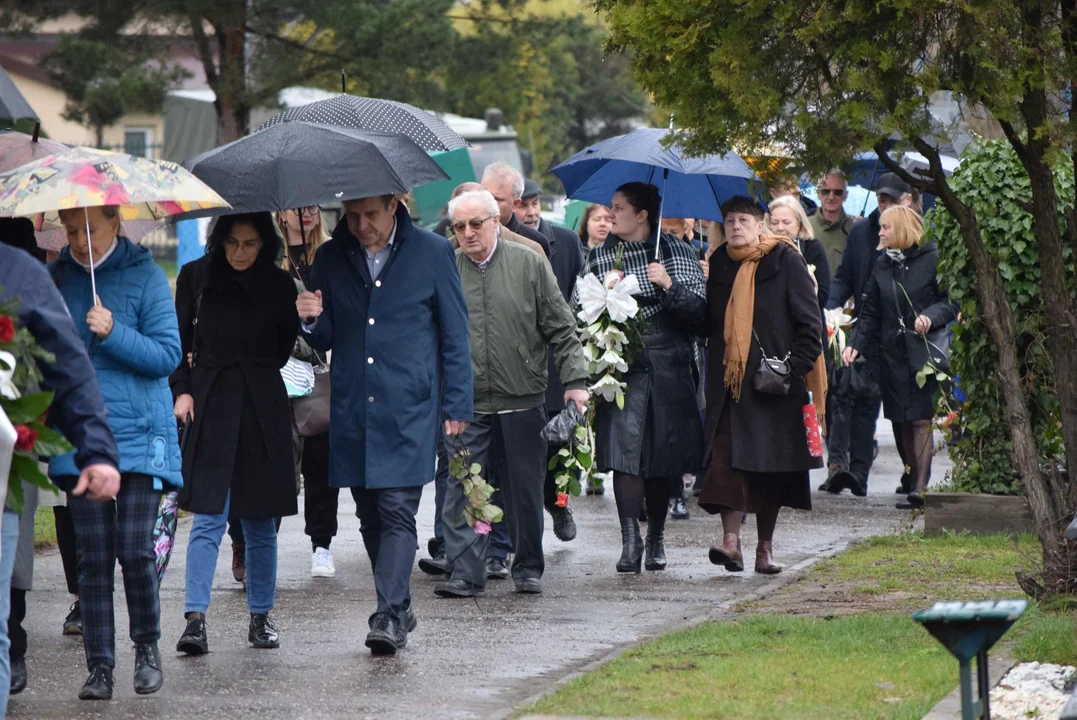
left=699, top=196, right=826, bottom=574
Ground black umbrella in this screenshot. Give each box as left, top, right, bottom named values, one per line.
left=258, top=94, right=467, bottom=152
left=0, top=65, right=40, bottom=140
left=179, top=121, right=448, bottom=217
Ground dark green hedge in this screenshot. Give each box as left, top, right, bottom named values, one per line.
left=929, top=140, right=1072, bottom=495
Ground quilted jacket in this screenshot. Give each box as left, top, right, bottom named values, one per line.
left=47, top=237, right=183, bottom=488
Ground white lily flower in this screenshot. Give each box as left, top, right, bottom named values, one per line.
left=0, top=351, right=19, bottom=401
left=590, top=374, right=626, bottom=402
left=599, top=348, right=629, bottom=374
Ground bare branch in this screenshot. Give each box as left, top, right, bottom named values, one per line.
left=188, top=13, right=218, bottom=88
left=998, top=119, right=1028, bottom=161
left=871, top=141, right=934, bottom=195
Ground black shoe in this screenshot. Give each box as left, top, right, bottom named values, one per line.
left=896, top=473, right=913, bottom=494
left=433, top=578, right=485, bottom=598
left=550, top=507, right=577, bottom=542
left=830, top=469, right=861, bottom=496
left=133, top=642, right=163, bottom=695
left=63, top=600, right=82, bottom=636
left=426, top=537, right=442, bottom=558
left=897, top=491, right=926, bottom=510
left=176, top=613, right=209, bottom=656
left=418, top=552, right=451, bottom=577
left=248, top=613, right=280, bottom=649
left=669, top=497, right=690, bottom=520
left=850, top=477, right=868, bottom=498
left=486, top=556, right=510, bottom=580
left=515, top=577, right=543, bottom=594
left=403, top=605, right=417, bottom=633
left=9, top=657, right=26, bottom=695
left=78, top=664, right=113, bottom=701
left=616, top=517, right=644, bottom=573
left=645, top=540, right=667, bottom=571
left=365, top=613, right=406, bottom=656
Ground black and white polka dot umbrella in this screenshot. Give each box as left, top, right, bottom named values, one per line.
left=258, top=95, right=467, bottom=153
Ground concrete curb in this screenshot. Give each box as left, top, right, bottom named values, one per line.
left=492, top=538, right=855, bottom=720
left=920, top=643, right=1017, bottom=720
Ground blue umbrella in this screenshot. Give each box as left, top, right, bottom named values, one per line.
left=551, top=128, right=764, bottom=258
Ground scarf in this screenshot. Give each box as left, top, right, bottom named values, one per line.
left=723, top=234, right=828, bottom=425
left=886, top=248, right=906, bottom=263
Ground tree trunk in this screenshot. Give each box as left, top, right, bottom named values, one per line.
left=214, top=2, right=249, bottom=143
left=924, top=154, right=1072, bottom=593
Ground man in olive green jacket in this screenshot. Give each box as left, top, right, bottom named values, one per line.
left=435, top=189, right=589, bottom=599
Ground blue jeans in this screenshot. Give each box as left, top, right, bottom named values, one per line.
left=0, top=510, right=20, bottom=718
left=185, top=492, right=277, bottom=615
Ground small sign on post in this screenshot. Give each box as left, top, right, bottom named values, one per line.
left=912, top=600, right=1027, bottom=720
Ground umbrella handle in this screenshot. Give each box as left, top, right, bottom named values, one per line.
left=84, top=208, right=99, bottom=304
left=654, top=168, right=669, bottom=261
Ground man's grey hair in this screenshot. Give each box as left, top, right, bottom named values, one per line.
left=482, top=162, right=525, bottom=200
left=448, top=189, right=500, bottom=223
left=817, top=169, right=847, bottom=186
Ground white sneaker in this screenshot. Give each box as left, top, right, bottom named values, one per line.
left=311, top=547, right=336, bottom=578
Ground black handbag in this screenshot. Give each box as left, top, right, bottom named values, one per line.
left=752, top=329, right=792, bottom=396
left=890, top=276, right=952, bottom=374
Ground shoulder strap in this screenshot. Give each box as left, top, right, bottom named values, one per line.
left=888, top=271, right=909, bottom=331
left=190, top=290, right=203, bottom=366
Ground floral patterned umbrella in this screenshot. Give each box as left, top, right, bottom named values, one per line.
left=0, top=146, right=229, bottom=224
left=0, top=146, right=229, bottom=297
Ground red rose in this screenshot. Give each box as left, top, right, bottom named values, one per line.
left=556, top=492, right=569, bottom=508
left=14, top=425, right=37, bottom=453
left=0, top=315, right=14, bottom=344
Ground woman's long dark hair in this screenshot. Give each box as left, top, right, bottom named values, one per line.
left=205, top=212, right=283, bottom=267
left=615, top=182, right=662, bottom=236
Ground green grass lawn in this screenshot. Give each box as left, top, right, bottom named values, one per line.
left=34, top=506, right=57, bottom=549
left=524, top=532, right=1077, bottom=719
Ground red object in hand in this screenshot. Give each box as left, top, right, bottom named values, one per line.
left=14, top=425, right=38, bottom=453
left=803, top=396, right=823, bottom=459
left=556, top=491, right=569, bottom=508
left=0, top=315, right=14, bottom=344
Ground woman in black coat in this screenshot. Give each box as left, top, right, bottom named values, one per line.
left=170, top=213, right=299, bottom=654
left=844, top=206, right=956, bottom=508
left=577, top=182, right=707, bottom=574
left=767, top=195, right=831, bottom=312
left=700, top=196, right=825, bottom=575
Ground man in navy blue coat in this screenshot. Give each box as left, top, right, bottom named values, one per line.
left=298, top=195, right=473, bottom=655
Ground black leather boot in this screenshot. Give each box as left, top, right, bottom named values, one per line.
left=133, top=642, right=163, bottom=695
left=645, top=480, right=669, bottom=570
left=616, top=517, right=643, bottom=573
left=645, top=526, right=667, bottom=571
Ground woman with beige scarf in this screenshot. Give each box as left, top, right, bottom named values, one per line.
left=698, top=196, right=826, bottom=574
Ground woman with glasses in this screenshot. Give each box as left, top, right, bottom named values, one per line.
left=274, top=206, right=336, bottom=579
left=171, top=213, right=299, bottom=655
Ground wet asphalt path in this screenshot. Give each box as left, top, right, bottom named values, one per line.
left=9, top=420, right=947, bottom=719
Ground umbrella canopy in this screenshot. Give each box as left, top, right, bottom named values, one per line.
left=258, top=94, right=467, bottom=152
left=180, top=122, right=448, bottom=217
left=550, top=128, right=763, bottom=222
left=0, top=146, right=229, bottom=227
left=0, top=66, right=38, bottom=125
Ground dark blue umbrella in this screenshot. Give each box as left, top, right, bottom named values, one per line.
left=551, top=128, right=763, bottom=226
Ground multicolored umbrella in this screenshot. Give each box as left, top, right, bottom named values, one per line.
left=0, top=146, right=229, bottom=297
left=0, top=146, right=229, bottom=224
left=153, top=491, right=179, bottom=583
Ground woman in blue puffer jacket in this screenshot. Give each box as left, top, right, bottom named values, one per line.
left=48, top=205, right=181, bottom=702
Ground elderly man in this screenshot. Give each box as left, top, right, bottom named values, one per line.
left=297, top=194, right=473, bottom=654
left=482, top=162, right=551, bottom=259
left=823, top=173, right=914, bottom=497
left=435, top=189, right=589, bottom=598
left=809, top=170, right=856, bottom=272
left=515, top=179, right=588, bottom=542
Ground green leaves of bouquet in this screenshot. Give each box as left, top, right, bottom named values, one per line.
left=1, top=295, right=73, bottom=513
left=547, top=424, right=593, bottom=507
left=449, top=448, right=504, bottom=534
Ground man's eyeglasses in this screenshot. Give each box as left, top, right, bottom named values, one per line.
left=452, top=215, right=497, bottom=234
left=817, top=188, right=846, bottom=197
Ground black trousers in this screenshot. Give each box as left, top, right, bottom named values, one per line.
left=301, top=433, right=338, bottom=550
left=351, top=486, right=422, bottom=629
left=53, top=505, right=79, bottom=596
left=8, top=588, right=25, bottom=662
left=444, top=408, right=548, bottom=588
left=827, top=391, right=882, bottom=485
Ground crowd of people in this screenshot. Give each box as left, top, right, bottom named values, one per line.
left=0, top=160, right=955, bottom=709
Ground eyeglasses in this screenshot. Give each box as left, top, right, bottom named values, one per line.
left=817, top=188, right=846, bottom=197
left=224, top=238, right=263, bottom=252
left=299, top=206, right=323, bottom=216
left=452, top=215, right=497, bottom=234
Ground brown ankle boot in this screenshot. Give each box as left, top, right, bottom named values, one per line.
left=708, top=533, right=744, bottom=572
left=755, top=541, right=782, bottom=574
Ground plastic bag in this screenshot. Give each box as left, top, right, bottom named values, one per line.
left=541, top=403, right=585, bottom=446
